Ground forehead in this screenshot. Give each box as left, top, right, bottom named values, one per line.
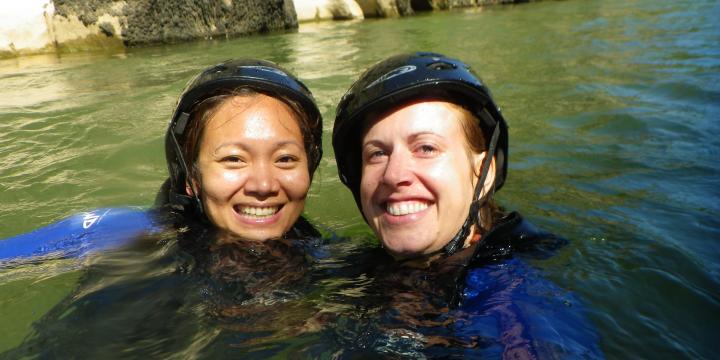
left=363, top=101, right=466, bottom=138
left=205, top=94, right=302, bottom=140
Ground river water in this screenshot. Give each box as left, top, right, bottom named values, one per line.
left=0, top=0, right=718, bottom=357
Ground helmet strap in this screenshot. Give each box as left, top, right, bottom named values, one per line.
left=169, top=112, right=205, bottom=218
left=443, top=122, right=500, bottom=256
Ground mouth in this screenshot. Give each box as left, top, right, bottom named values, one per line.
left=385, top=200, right=429, bottom=216
left=234, top=205, right=282, bottom=218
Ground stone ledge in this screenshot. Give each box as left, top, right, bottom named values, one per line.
left=0, top=0, right=298, bottom=58
left=1, top=0, right=534, bottom=58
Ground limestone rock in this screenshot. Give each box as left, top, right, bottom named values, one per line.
left=0, top=0, right=298, bottom=57
left=355, top=0, right=413, bottom=17
left=294, top=0, right=364, bottom=22
left=53, top=0, right=298, bottom=46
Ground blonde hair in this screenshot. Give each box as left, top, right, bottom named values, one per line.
left=449, top=102, right=504, bottom=235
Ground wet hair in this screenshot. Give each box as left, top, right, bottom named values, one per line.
left=179, top=87, right=317, bottom=189
left=452, top=103, right=504, bottom=236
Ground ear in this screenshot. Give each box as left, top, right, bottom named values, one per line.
left=185, top=177, right=200, bottom=198
left=472, top=151, right=496, bottom=199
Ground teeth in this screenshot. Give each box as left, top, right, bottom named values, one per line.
left=238, top=206, right=279, bottom=217
left=386, top=201, right=428, bottom=216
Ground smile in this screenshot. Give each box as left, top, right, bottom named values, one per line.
left=235, top=205, right=280, bottom=218
left=386, top=201, right=428, bottom=216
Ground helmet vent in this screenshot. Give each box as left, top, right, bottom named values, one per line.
left=427, top=61, right=456, bottom=71
left=211, top=64, right=227, bottom=73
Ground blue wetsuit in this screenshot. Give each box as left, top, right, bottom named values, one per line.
left=453, top=212, right=604, bottom=359
left=353, top=212, right=604, bottom=358
left=0, top=208, right=161, bottom=263
left=0, top=209, right=603, bottom=358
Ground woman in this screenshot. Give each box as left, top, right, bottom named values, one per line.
left=2, top=60, right=328, bottom=358
left=331, top=52, right=603, bottom=358
left=333, top=52, right=509, bottom=261
left=0, top=58, right=323, bottom=263
left=159, top=58, right=322, bottom=242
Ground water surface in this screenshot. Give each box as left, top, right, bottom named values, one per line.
left=1, top=0, right=718, bottom=357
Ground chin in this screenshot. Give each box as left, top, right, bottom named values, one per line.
left=383, top=240, right=428, bottom=257
left=221, top=226, right=284, bottom=242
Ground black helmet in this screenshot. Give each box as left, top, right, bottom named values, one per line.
left=164, top=58, right=322, bottom=217
left=333, top=52, right=508, bottom=208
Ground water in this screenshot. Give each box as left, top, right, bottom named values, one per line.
left=1, top=0, right=718, bottom=357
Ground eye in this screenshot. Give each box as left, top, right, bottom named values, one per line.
left=275, top=154, right=301, bottom=168
left=277, top=154, right=298, bottom=163
left=221, top=155, right=244, bottom=163
left=416, top=144, right=438, bottom=156
left=364, top=149, right=388, bottom=164
left=370, top=150, right=387, bottom=158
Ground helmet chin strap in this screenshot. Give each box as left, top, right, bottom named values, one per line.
left=169, top=112, right=206, bottom=218
left=443, top=122, right=500, bottom=256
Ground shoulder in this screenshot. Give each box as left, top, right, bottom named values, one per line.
left=473, top=211, right=568, bottom=262
left=0, top=207, right=163, bottom=262
left=459, top=257, right=603, bottom=358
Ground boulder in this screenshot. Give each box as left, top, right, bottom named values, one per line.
left=53, top=0, right=298, bottom=46
left=356, top=0, right=414, bottom=17
left=294, top=0, right=364, bottom=22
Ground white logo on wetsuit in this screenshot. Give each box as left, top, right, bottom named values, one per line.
left=82, top=209, right=112, bottom=229
left=83, top=212, right=100, bottom=229
left=365, top=65, right=417, bottom=89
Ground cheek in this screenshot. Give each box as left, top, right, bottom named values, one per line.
left=427, top=155, right=474, bottom=201
left=447, top=160, right=476, bottom=206
left=359, top=168, right=381, bottom=206
left=200, top=167, right=244, bottom=197
left=281, top=169, right=311, bottom=199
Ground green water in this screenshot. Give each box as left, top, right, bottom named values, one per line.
left=1, top=0, right=718, bottom=357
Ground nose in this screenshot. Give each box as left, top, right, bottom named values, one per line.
left=244, top=162, right=280, bottom=198
left=381, top=150, right=414, bottom=188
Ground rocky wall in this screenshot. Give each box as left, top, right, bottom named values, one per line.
left=1, top=0, right=535, bottom=57
left=0, top=0, right=297, bottom=57
left=53, top=0, right=298, bottom=46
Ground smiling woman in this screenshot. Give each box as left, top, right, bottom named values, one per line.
left=360, top=101, right=495, bottom=258
left=189, top=94, right=310, bottom=241
left=0, top=58, right=324, bottom=263
left=160, top=58, right=323, bottom=242
left=334, top=52, right=508, bottom=261
left=332, top=52, right=603, bottom=357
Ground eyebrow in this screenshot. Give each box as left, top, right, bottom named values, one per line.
left=363, top=130, right=443, bottom=145
left=213, top=140, right=304, bottom=153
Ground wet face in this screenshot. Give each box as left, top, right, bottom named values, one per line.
left=190, top=94, right=310, bottom=241
left=360, top=101, right=493, bottom=259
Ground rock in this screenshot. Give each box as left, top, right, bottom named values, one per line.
left=0, top=1, right=56, bottom=57
left=53, top=0, right=298, bottom=46
left=355, top=0, right=413, bottom=17
left=294, top=0, right=364, bottom=22
left=0, top=0, right=537, bottom=57
left=0, top=0, right=298, bottom=57
left=98, top=21, right=115, bottom=36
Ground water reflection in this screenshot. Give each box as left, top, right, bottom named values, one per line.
left=4, top=217, right=598, bottom=358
